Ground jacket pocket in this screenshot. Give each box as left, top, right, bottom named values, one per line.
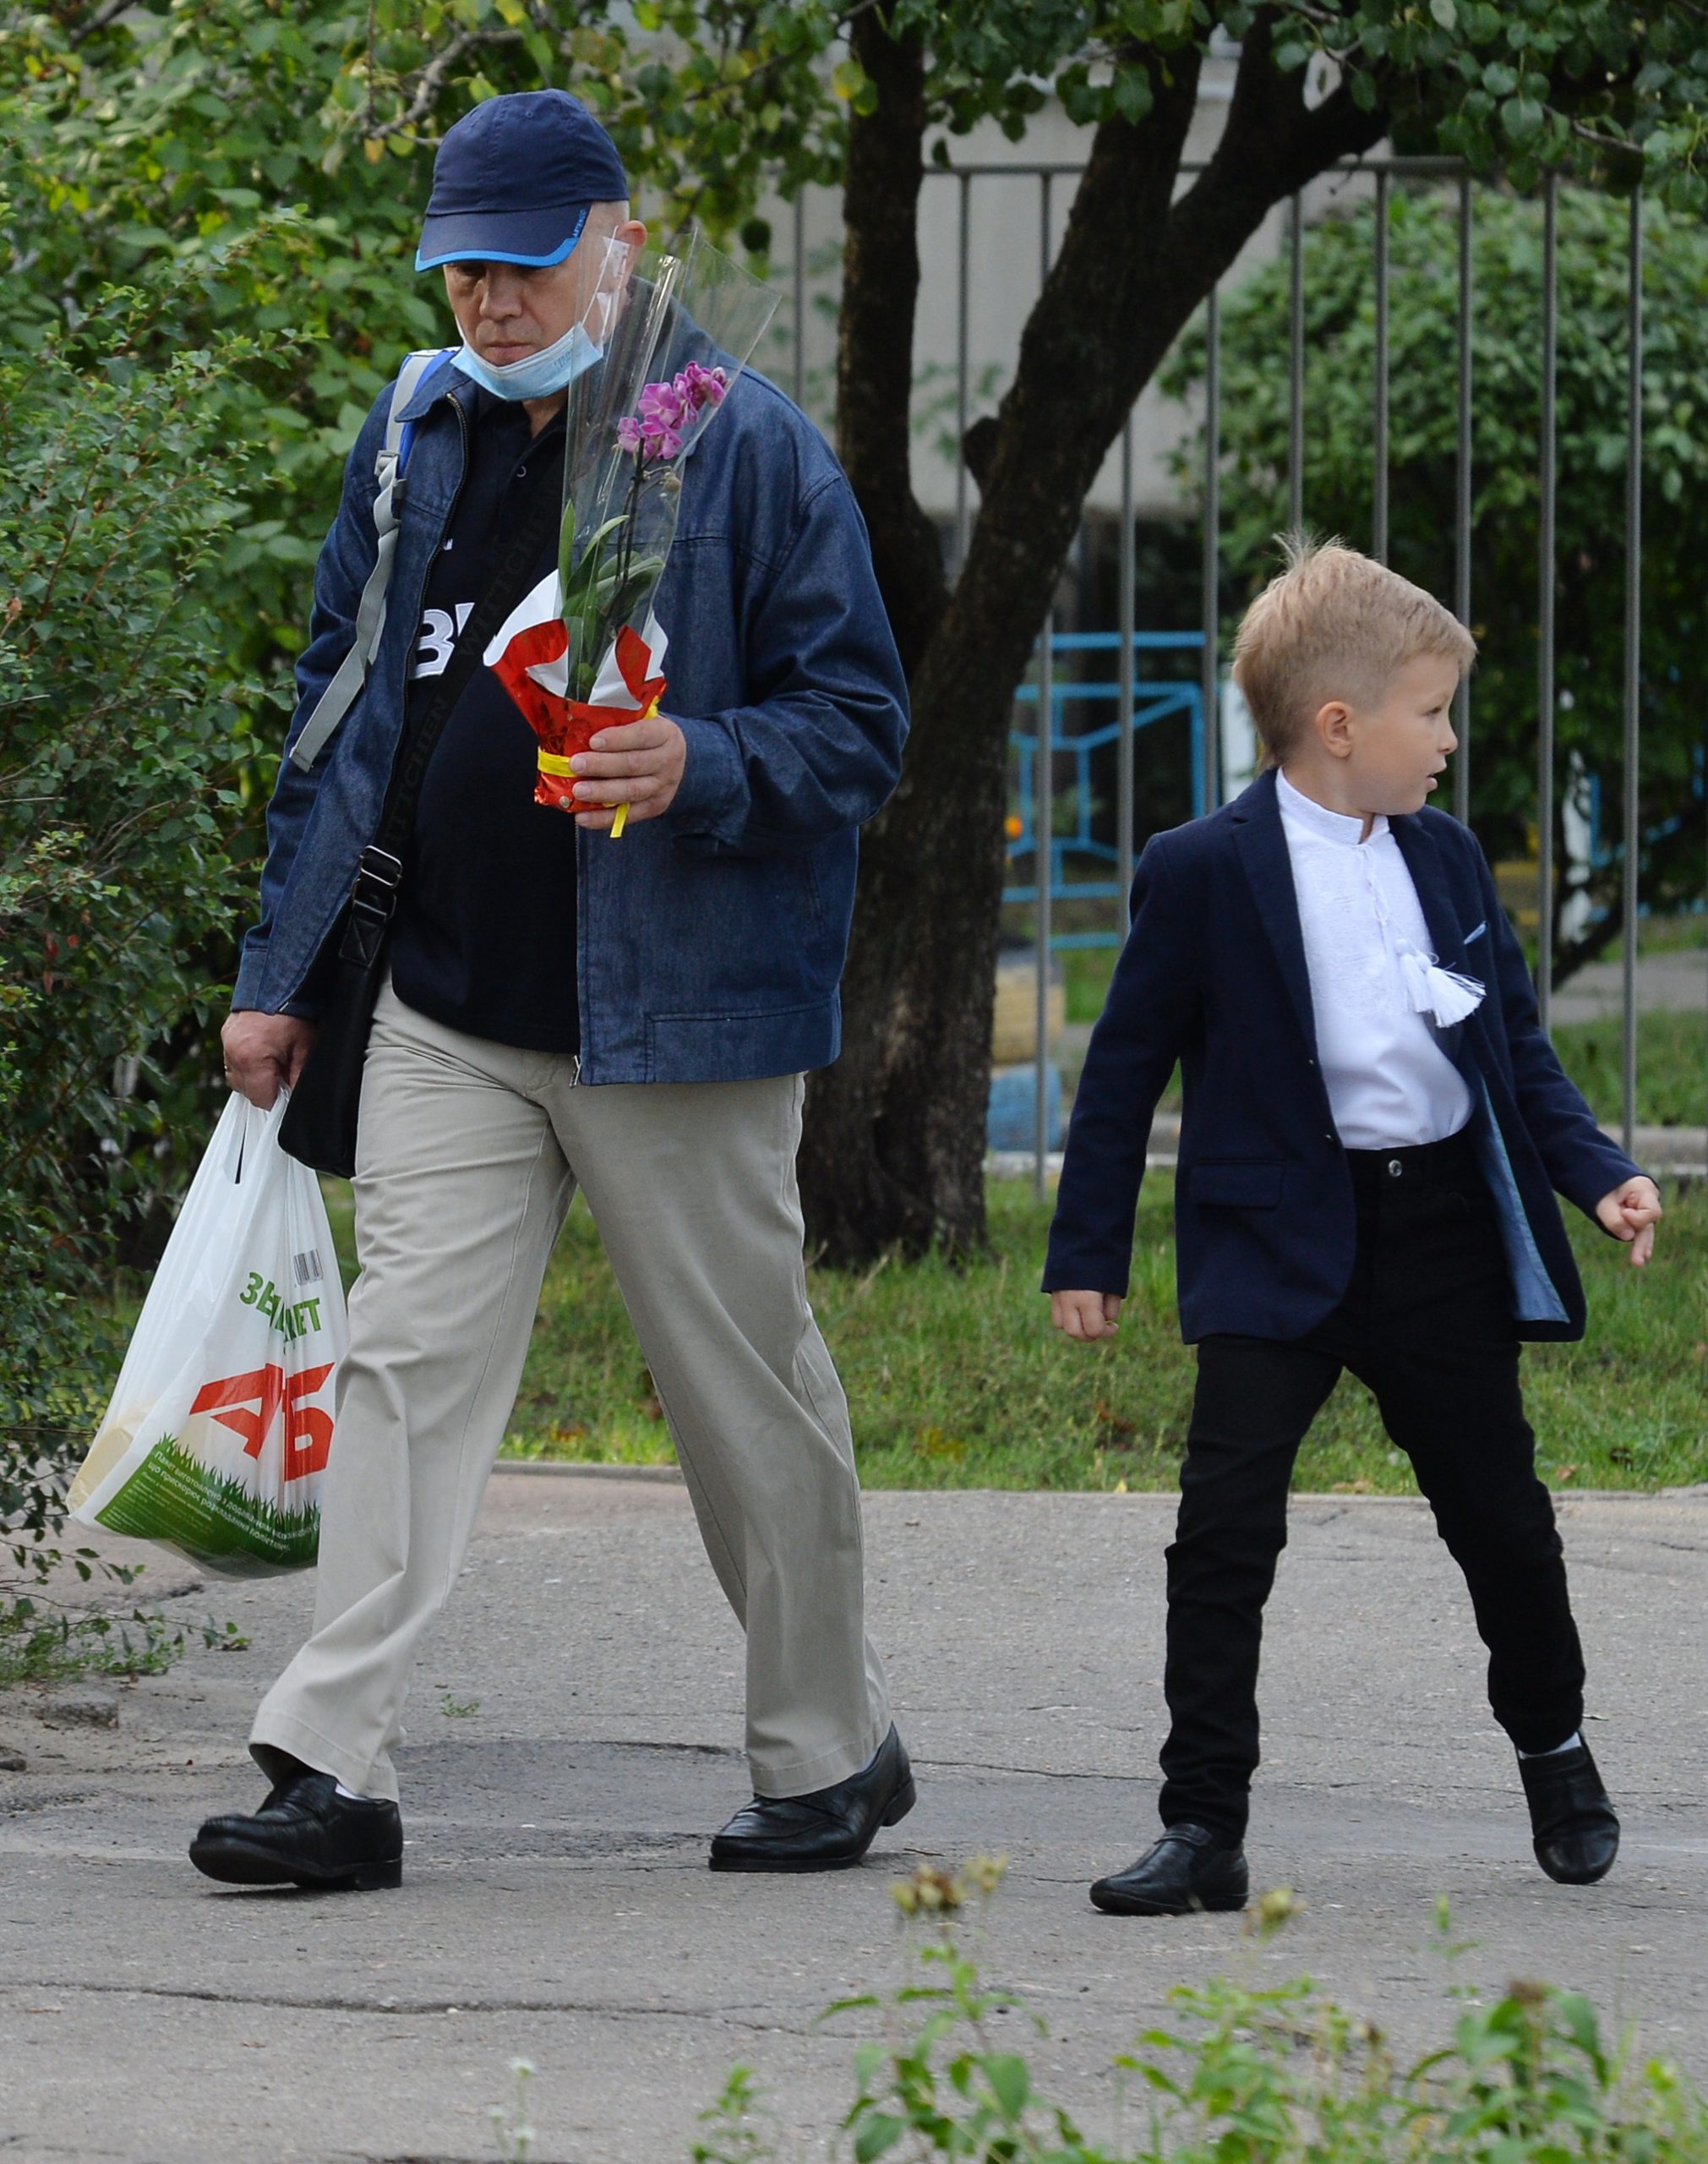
left=1189, top=1161, right=1285, bottom=1209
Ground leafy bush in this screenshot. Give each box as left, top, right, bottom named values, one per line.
left=690, top=1865, right=1708, bottom=2162
left=0, top=1, right=843, bottom=735
left=0, top=275, right=261, bottom=1609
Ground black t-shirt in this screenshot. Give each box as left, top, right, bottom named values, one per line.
left=388, top=392, right=580, bottom=1054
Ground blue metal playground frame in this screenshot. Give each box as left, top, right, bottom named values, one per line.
left=1004, top=630, right=1208, bottom=949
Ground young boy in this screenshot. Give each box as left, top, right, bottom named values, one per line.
left=1045, top=539, right=1662, bottom=1917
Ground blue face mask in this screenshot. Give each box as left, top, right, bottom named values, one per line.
left=450, top=317, right=601, bottom=402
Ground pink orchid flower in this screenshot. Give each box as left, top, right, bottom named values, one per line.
left=617, top=365, right=732, bottom=462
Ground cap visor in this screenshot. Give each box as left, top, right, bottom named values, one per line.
left=416, top=203, right=589, bottom=273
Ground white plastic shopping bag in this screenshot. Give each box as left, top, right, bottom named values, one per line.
left=68, top=1092, right=349, bottom=1576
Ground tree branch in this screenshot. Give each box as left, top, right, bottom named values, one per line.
left=357, top=3, right=878, bottom=150
left=63, top=0, right=134, bottom=48
left=357, top=25, right=526, bottom=140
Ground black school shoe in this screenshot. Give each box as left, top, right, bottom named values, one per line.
left=709, top=1724, right=916, bottom=1872
left=190, top=1762, right=403, bottom=1891
left=1089, top=1822, right=1250, bottom=1916
left=1519, top=1739, right=1619, bottom=1885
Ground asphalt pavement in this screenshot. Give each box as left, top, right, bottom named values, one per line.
left=3, top=1467, right=1705, bottom=2163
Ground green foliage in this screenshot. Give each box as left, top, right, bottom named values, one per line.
left=0, top=3, right=839, bottom=752
left=1162, top=188, right=1708, bottom=963
left=0, top=1598, right=249, bottom=1688
left=1119, top=1963, right=1708, bottom=2163
left=0, top=271, right=258, bottom=1604
left=1552, top=1008, right=1708, bottom=1130
left=691, top=2066, right=783, bottom=2164
left=1247, top=0, right=1708, bottom=208
left=702, top=1888, right=1708, bottom=2162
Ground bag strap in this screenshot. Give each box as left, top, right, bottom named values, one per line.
left=336, top=439, right=566, bottom=971
left=288, top=347, right=455, bottom=775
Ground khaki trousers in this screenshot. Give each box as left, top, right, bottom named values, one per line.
left=251, top=981, right=891, bottom=1804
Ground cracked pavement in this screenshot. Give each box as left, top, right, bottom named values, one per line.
left=3, top=1469, right=1705, bottom=2162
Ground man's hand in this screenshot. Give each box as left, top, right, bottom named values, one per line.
left=569, top=712, right=688, bottom=829
left=1050, top=1290, right=1124, bottom=1342
left=1594, top=1175, right=1662, bottom=1265
left=221, top=1010, right=317, bottom=1110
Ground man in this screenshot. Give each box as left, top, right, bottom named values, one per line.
left=192, top=89, right=914, bottom=1890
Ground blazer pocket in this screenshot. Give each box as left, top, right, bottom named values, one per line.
left=1189, top=1161, right=1285, bottom=1209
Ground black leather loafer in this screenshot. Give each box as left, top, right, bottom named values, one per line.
left=1519, top=1740, right=1619, bottom=1886
left=709, top=1724, right=916, bottom=1872
left=1089, top=1822, right=1249, bottom=1915
left=190, top=1763, right=403, bottom=1891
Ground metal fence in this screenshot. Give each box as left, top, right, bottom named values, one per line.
left=783, top=156, right=1705, bottom=1190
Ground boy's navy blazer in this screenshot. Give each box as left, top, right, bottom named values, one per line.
left=1044, top=768, right=1643, bottom=1344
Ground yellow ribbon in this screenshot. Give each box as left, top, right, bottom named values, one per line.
left=608, top=694, right=662, bottom=841
left=538, top=752, right=573, bottom=778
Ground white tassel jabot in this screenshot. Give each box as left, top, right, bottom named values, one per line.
left=1397, top=947, right=1485, bottom=1028
left=1348, top=840, right=1485, bottom=1028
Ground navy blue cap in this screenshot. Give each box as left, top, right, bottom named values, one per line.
left=416, top=90, right=628, bottom=271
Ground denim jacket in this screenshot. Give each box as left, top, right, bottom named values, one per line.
left=234, top=348, right=909, bottom=1084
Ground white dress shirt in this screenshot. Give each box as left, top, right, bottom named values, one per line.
left=1276, top=770, right=1474, bottom=1150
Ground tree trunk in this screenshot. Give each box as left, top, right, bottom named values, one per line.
left=801, top=17, right=1387, bottom=1265
left=829, top=5, right=947, bottom=681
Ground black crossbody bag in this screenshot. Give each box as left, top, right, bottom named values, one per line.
left=278, top=462, right=565, bottom=1179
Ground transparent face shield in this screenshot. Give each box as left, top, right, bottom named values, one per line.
left=560, top=227, right=778, bottom=523
left=575, top=231, right=637, bottom=358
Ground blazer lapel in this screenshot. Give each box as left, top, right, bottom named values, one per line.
left=1231, top=768, right=1318, bottom=1056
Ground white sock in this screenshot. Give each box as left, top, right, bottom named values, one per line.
left=1518, top=1730, right=1582, bottom=1759
left=334, top=1779, right=371, bottom=1801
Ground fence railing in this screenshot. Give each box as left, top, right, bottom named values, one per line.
left=783, top=153, right=1705, bottom=1188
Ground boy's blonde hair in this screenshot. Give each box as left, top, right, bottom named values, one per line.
left=1231, top=536, right=1476, bottom=766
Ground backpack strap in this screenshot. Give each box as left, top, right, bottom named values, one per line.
left=288, top=346, right=454, bottom=774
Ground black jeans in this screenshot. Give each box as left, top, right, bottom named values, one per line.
left=1159, top=1128, right=1585, bottom=1841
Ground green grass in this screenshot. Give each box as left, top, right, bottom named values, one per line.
left=1635, top=910, right=1708, bottom=954
left=485, top=1173, right=1708, bottom=1495
left=1062, top=943, right=1121, bottom=1025
left=1548, top=1008, right=1706, bottom=1129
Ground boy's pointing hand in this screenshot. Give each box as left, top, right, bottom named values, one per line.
left=1051, top=1290, right=1124, bottom=1342
left=1594, top=1175, right=1662, bottom=1265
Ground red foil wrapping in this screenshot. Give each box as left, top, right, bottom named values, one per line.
left=491, top=622, right=668, bottom=812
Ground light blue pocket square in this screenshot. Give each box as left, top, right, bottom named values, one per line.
left=1463, top=920, right=1487, bottom=944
